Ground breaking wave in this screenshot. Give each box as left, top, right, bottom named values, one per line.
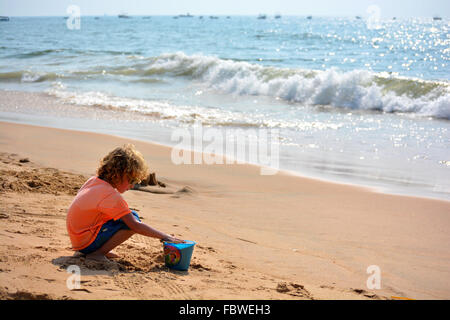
left=140, top=52, right=450, bottom=120
left=6, top=52, right=449, bottom=120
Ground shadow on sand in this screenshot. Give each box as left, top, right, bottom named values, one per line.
left=51, top=253, right=190, bottom=276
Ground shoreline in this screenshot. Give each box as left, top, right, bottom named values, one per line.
left=0, top=89, right=448, bottom=203
left=0, top=121, right=449, bottom=299
left=2, top=115, right=447, bottom=203
left=1, top=118, right=443, bottom=202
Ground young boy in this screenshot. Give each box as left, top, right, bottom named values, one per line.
left=66, top=144, right=183, bottom=262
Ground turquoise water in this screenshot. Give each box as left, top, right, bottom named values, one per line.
left=0, top=16, right=449, bottom=200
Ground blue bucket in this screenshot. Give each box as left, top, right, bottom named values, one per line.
left=163, top=240, right=196, bottom=271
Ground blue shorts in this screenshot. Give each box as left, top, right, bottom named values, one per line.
left=79, top=210, right=141, bottom=255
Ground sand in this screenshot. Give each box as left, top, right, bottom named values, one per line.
left=0, top=120, right=449, bottom=300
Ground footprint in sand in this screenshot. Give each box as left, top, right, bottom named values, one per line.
left=351, top=288, right=383, bottom=299
left=197, top=244, right=217, bottom=253
left=276, top=282, right=313, bottom=299
left=190, top=263, right=212, bottom=272
left=219, top=260, right=237, bottom=270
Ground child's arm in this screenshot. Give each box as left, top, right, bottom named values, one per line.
left=121, top=213, right=184, bottom=243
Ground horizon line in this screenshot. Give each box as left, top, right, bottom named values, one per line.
left=1, top=14, right=445, bottom=18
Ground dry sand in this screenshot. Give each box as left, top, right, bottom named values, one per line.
left=0, top=121, right=449, bottom=300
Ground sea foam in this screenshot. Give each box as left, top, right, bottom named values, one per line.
left=143, top=52, right=450, bottom=120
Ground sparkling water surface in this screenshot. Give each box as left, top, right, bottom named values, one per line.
left=0, top=16, right=449, bottom=200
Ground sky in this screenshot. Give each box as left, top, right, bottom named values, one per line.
left=1, top=0, right=449, bottom=18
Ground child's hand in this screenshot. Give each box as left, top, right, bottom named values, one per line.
left=160, top=235, right=185, bottom=244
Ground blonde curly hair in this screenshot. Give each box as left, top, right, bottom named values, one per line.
left=97, top=144, right=149, bottom=187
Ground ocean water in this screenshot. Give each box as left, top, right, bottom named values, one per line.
left=0, top=16, right=449, bottom=200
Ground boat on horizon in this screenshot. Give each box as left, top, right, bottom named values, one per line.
left=257, top=14, right=267, bottom=20
left=274, top=13, right=281, bottom=19
left=0, top=16, right=9, bottom=21
left=307, top=16, right=312, bottom=20
left=118, top=12, right=131, bottom=18
left=433, top=16, right=442, bottom=21
left=178, top=13, right=194, bottom=18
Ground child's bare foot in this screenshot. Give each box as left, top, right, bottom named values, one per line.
left=72, top=251, right=85, bottom=258
left=105, top=252, right=119, bottom=259
left=86, top=252, right=110, bottom=262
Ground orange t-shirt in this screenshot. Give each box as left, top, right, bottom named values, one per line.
left=66, top=176, right=131, bottom=251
